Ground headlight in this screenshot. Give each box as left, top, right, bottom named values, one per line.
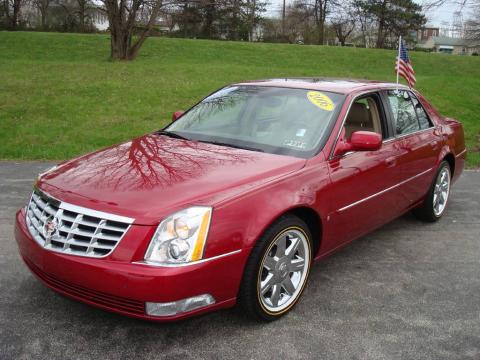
left=144, top=207, right=212, bottom=265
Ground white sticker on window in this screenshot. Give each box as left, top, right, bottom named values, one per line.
left=296, top=128, right=306, bottom=137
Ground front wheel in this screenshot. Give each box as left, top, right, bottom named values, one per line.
left=413, top=161, right=451, bottom=222
left=238, top=215, right=312, bottom=321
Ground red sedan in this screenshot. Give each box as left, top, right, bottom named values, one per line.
left=15, top=78, right=466, bottom=321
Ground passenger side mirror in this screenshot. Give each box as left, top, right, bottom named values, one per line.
left=335, top=131, right=382, bottom=156
left=172, top=110, right=184, bottom=122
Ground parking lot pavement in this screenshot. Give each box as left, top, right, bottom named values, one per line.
left=0, top=161, right=479, bottom=360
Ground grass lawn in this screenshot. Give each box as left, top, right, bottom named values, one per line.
left=0, top=31, right=479, bottom=166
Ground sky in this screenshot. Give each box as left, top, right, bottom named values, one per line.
left=265, top=0, right=469, bottom=27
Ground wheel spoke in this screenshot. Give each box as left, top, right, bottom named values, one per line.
left=290, top=258, right=305, bottom=272
left=285, top=236, right=300, bottom=258
left=263, top=255, right=277, bottom=271
left=270, top=284, right=282, bottom=307
left=440, top=191, right=447, bottom=203
left=261, top=273, right=276, bottom=295
left=282, top=277, right=296, bottom=295
left=441, top=171, right=447, bottom=184
left=275, top=235, right=287, bottom=257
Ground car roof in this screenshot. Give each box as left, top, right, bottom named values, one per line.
left=234, top=78, right=410, bottom=94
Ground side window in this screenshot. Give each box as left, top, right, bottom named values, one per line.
left=343, top=94, right=385, bottom=139
left=410, top=93, right=432, bottom=129
left=387, top=90, right=420, bottom=136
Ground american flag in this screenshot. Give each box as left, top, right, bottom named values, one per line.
left=395, top=38, right=416, bottom=88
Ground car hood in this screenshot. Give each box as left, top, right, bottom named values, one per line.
left=37, top=134, right=306, bottom=224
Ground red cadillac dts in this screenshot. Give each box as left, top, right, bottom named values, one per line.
left=15, top=79, right=466, bottom=322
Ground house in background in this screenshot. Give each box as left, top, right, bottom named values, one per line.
left=418, top=36, right=479, bottom=55
left=417, top=27, right=440, bottom=43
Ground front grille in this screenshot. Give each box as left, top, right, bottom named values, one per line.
left=23, top=257, right=145, bottom=315
left=26, top=188, right=134, bottom=258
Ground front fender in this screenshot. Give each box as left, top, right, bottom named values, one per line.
left=203, top=160, right=330, bottom=261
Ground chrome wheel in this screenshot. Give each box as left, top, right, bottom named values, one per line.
left=433, top=166, right=450, bottom=217
left=258, top=228, right=310, bottom=313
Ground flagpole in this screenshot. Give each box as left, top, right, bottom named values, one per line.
left=396, top=36, right=401, bottom=93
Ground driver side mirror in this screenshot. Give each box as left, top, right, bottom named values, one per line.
left=172, top=110, right=184, bottom=122
left=335, top=131, right=382, bottom=156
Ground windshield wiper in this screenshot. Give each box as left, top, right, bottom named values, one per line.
left=199, top=140, right=264, bottom=153
left=156, top=130, right=189, bottom=140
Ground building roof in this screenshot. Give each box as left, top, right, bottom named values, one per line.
left=235, top=78, right=408, bottom=94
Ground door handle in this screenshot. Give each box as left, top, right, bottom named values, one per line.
left=385, top=157, right=396, bottom=167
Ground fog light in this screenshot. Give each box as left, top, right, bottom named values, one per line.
left=146, top=294, right=215, bottom=317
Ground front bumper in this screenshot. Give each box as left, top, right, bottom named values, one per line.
left=15, top=208, right=244, bottom=321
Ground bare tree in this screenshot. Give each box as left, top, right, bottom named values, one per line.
left=103, top=0, right=167, bottom=60
left=312, top=0, right=335, bottom=44
left=3, top=0, right=24, bottom=29
left=331, top=3, right=356, bottom=45
left=32, top=0, right=51, bottom=29
left=75, top=0, right=94, bottom=31
left=464, top=0, right=480, bottom=39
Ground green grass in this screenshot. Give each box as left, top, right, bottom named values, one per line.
left=1, top=31, right=479, bottom=166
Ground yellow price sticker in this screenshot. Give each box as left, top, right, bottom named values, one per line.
left=307, top=91, right=335, bottom=111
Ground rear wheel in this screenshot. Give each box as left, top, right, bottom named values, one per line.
left=413, top=161, right=451, bottom=222
left=238, top=215, right=312, bottom=321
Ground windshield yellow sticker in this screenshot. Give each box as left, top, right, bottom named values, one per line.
left=307, top=91, right=334, bottom=111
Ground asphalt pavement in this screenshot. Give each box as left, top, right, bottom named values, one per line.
left=1, top=161, right=479, bottom=360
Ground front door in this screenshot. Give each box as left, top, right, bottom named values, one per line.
left=322, top=92, right=408, bottom=253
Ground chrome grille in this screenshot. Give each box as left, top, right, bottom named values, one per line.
left=25, top=189, right=134, bottom=258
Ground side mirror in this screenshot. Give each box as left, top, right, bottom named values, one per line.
left=335, top=131, right=382, bottom=156
left=172, top=110, right=184, bottom=122
left=349, top=131, right=382, bottom=151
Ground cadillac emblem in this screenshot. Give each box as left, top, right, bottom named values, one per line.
left=43, top=216, right=59, bottom=240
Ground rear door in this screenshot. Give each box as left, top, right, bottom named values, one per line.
left=383, top=90, right=440, bottom=205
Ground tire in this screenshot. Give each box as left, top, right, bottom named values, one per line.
left=238, top=214, right=313, bottom=321
left=413, top=160, right=451, bottom=222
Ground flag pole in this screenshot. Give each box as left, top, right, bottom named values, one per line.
left=396, top=36, right=401, bottom=93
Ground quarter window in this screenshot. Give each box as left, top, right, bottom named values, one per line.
left=387, top=90, right=420, bottom=136
left=410, top=94, right=432, bottom=129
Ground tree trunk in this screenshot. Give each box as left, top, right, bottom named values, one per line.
left=202, top=1, right=215, bottom=38
left=41, top=10, right=46, bottom=29
left=318, top=21, right=325, bottom=44
left=376, top=19, right=384, bottom=48
left=375, top=0, right=388, bottom=48
left=105, top=0, right=162, bottom=61
left=10, top=0, right=22, bottom=30
left=110, top=24, right=131, bottom=60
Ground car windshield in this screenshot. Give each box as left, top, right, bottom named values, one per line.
left=165, top=86, right=345, bottom=158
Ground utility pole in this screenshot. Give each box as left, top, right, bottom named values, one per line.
left=282, top=0, right=286, bottom=39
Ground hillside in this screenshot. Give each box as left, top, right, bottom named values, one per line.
left=0, top=31, right=479, bottom=166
